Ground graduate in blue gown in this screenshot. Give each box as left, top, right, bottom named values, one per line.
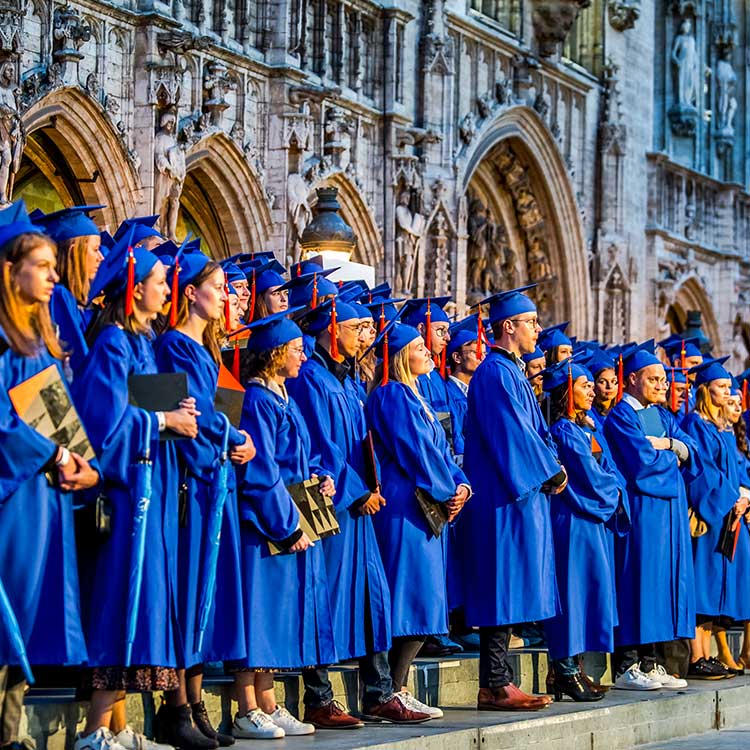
left=603, top=342, right=697, bottom=689
left=288, top=299, right=431, bottom=725
left=0, top=203, right=97, bottom=747
left=73, top=236, right=204, bottom=750
left=32, top=205, right=105, bottom=381
left=229, top=311, right=338, bottom=739
left=365, top=323, right=469, bottom=714
left=522, top=345, right=546, bottom=404
left=537, top=321, right=573, bottom=366
left=585, top=350, right=618, bottom=428
left=457, top=285, right=563, bottom=712
left=681, top=358, right=750, bottom=678
left=154, top=250, right=255, bottom=744
left=541, top=360, right=628, bottom=702
left=660, top=337, right=703, bottom=413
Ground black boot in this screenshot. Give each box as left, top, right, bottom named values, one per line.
left=191, top=701, right=234, bottom=747
left=551, top=673, right=604, bottom=703
left=154, top=703, right=219, bottom=750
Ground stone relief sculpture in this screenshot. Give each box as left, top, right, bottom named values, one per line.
left=394, top=190, right=425, bottom=295
left=287, top=171, right=312, bottom=264
left=0, top=61, right=23, bottom=206
left=672, top=19, right=698, bottom=109
left=527, top=235, right=554, bottom=282
left=153, top=111, right=186, bottom=242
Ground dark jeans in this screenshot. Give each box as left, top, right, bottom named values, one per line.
left=388, top=637, right=426, bottom=691
left=551, top=656, right=579, bottom=677
left=479, top=627, right=513, bottom=689
left=614, top=643, right=658, bottom=676
left=0, top=667, right=25, bottom=745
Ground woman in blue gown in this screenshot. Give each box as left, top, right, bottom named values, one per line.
left=0, top=205, right=97, bottom=748
left=154, top=251, right=255, bottom=746
left=365, top=323, right=470, bottom=718
left=73, top=238, right=203, bottom=750
left=229, top=311, right=337, bottom=740
left=682, top=359, right=750, bottom=678
left=542, top=361, right=628, bottom=701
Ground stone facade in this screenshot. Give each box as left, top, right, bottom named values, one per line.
left=6, top=0, right=750, bottom=366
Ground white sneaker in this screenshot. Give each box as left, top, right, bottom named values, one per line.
left=643, top=664, right=688, bottom=690
left=115, top=727, right=173, bottom=750
left=232, top=709, right=285, bottom=739
left=268, top=706, right=315, bottom=736
left=75, top=728, right=128, bottom=750
left=396, top=690, right=444, bottom=719
left=614, top=664, right=662, bottom=691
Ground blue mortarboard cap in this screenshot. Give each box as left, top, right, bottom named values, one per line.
left=286, top=274, right=338, bottom=307
left=113, top=215, right=163, bottom=245
left=537, top=321, right=571, bottom=351
left=168, top=251, right=211, bottom=292
left=689, top=356, right=731, bottom=386
left=295, top=298, right=360, bottom=334
left=662, top=336, right=702, bottom=362
left=479, top=284, right=537, bottom=324
left=219, top=260, right=246, bottom=285
left=0, top=200, right=45, bottom=249
left=585, top=350, right=616, bottom=377
left=541, top=358, right=591, bottom=392
left=667, top=367, right=687, bottom=385
left=289, top=260, right=341, bottom=277
left=361, top=282, right=392, bottom=304
left=348, top=301, right=372, bottom=319
left=241, top=258, right=285, bottom=278
left=227, top=251, right=275, bottom=265
left=30, top=204, right=104, bottom=243
left=338, top=280, right=370, bottom=304
left=241, top=309, right=304, bottom=353
left=100, top=230, right=115, bottom=256
left=446, top=314, right=482, bottom=358
left=522, top=345, right=545, bottom=364
left=736, top=368, right=750, bottom=386
left=360, top=315, right=422, bottom=362
left=363, top=298, right=402, bottom=325
left=399, top=296, right=452, bottom=327
left=623, top=339, right=662, bottom=377
left=730, top=376, right=741, bottom=397
left=88, top=230, right=159, bottom=304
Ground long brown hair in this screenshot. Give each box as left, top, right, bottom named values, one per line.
left=734, top=418, right=750, bottom=458
left=0, top=233, right=63, bottom=358
left=695, top=382, right=726, bottom=429
left=56, top=235, right=97, bottom=306
left=548, top=382, right=593, bottom=428
left=170, top=261, right=223, bottom=365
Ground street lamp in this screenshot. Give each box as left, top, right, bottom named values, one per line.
left=300, top=187, right=357, bottom=263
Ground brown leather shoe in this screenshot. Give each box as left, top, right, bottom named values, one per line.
left=303, top=701, right=364, bottom=729
left=477, top=685, right=551, bottom=711
left=579, top=670, right=610, bottom=694
left=361, top=696, right=431, bottom=724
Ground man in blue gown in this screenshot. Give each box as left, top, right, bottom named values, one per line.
left=457, top=285, right=566, bottom=711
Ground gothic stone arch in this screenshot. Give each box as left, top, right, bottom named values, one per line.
left=667, top=275, right=722, bottom=354
left=461, top=106, right=590, bottom=334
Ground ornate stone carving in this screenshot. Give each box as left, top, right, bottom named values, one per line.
left=154, top=111, right=186, bottom=242
left=85, top=71, right=100, bottom=99
left=422, top=0, right=454, bottom=74
left=0, top=0, right=25, bottom=61
left=147, top=32, right=210, bottom=109
left=466, top=197, right=516, bottom=298
left=0, top=59, right=22, bottom=206
left=282, top=100, right=313, bottom=151
left=394, top=189, right=425, bottom=294
left=323, top=107, right=354, bottom=172
left=458, top=112, right=476, bottom=145
left=668, top=18, right=699, bottom=136
left=715, top=51, right=737, bottom=139
left=287, top=171, right=312, bottom=264
left=53, top=5, right=91, bottom=62
left=527, top=235, right=554, bottom=281
left=607, top=0, right=640, bottom=31
left=531, top=0, right=591, bottom=58
left=477, top=91, right=494, bottom=119
left=203, top=61, right=235, bottom=127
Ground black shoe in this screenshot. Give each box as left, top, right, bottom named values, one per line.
left=154, top=704, right=219, bottom=750
left=707, top=657, right=737, bottom=679
left=418, top=635, right=462, bottom=657
left=687, top=658, right=726, bottom=680
left=551, top=673, right=603, bottom=703
left=192, top=701, right=234, bottom=746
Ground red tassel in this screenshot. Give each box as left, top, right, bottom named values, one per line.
left=743, top=380, right=748, bottom=412
left=296, top=263, right=301, bottom=277
left=223, top=273, right=231, bottom=332
left=439, top=348, right=446, bottom=379
left=424, top=299, right=432, bottom=355
left=680, top=339, right=686, bottom=370
left=684, top=380, right=690, bottom=415
left=330, top=299, right=339, bottom=359
left=670, top=371, right=677, bottom=412
left=378, top=304, right=386, bottom=333
left=616, top=354, right=624, bottom=403
left=382, top=332, right=389, bottom=386
left=311, top=273, right=318, bottom=309
left=247, top=269, right=256, bottom=324
left=567, top=363, right=575, bottom=419
left=125, top=244, right=135, bottom=316
left=169, top=258, right=180, bottom=327
left=338, top=280, right=344, bottom=288
left=368, top=292, right=373, bottom=303
left=476, top=315, right=483, bottom=360
left=231, top=340, right=240, bottom=381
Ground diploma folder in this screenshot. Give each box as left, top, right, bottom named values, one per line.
left=8, top=364, right=95, bottom=461
left=268, top=478, right=340, bottom=555
left=128, top=372, right=188, bottom=441
left=214, top=365, right=245, bottom=428
left=637, top=407, right=666, bottom=438
left=719, top=510, right=741, bottom=562
left=415, top=488, right=450, bottom=538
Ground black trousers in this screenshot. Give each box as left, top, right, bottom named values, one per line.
left=613, top=642, right=658, bottom=676
left=479, top=627, right=513, bottom=689
left=389, top=637, right=426, bottom=692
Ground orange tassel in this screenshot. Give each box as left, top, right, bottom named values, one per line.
left=378, top=304, right=386, bottom=333
left=439, top=348, right=446, bottom=379
left=382, top=332, right=389, bottom=386
left=476, top=315, right=483, bottom=360
left=424, top=299, right=432, bottom=355
left=616, top=354, right=624, bottom=403
left=680, top=339, right=686, bottom=370
left=247, top=269, right=256, bottom=323
left=296, top=263, right=301, bottom=277
left=567, top=363, right=575, bottom=419
left=743, top=380, right=748, bottom=412
left=169, top=258, right=180, bottom=327
left=330, top=299, right=339, bottom=359
left=125, top=244, right=135, bottom=316
left=670, top=371, right=677, bottom=412
left=311, top=273, right=318, bottom=309
left=684, top=380, right=690, bottom=415
left=231, top=340, right=240, bottom=381
left=368, top=291, right=373, bottom=303
left=224, top=273, right=231, bottom=332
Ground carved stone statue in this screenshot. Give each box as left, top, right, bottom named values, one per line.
left=153, top=111, right=186, bottom=242
left=716, top=53, right=738, bottom=136
left=527, top=235, right=554, bottom=281
left=467, top=199, right=490, bottom=293
left=287, top=171, right=312, bottom=264
left=0, top=62, right=22, bottom=207
left=672, top=19, right=698, bottom=109
left=394, top=190, right=425, bottom=295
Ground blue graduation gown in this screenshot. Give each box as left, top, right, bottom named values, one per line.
left=418, top=369, right=450, bottom=414
left=682, top=414, right=750, bottom=621
left=603, top=401, right=696, bottom=646
left=0, top=342, right=88, bottom=666
left=231, top=381, right=337, bottom=668
left=365, top=382, right=467, bottom=637
left=154, top=330, right=246, bottom=668
left=287, top=354, right=391, bottom=659
left=457, top=350, right=562, bottom=627
left=74, top=326, right=181, bottom=667
left=50, top=285, right=89, bottom=381
left=445, top=377, right=468, bottom=460
left=545, top=419, right=628, bottom=659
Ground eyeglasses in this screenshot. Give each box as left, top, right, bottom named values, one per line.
left=509, top=317, right=539, bottom=327
left=289, top=346, right=305, bottom=356
left=433, top=327, right=450, bottom=338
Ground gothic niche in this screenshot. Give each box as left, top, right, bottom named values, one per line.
left=394, top=187, right=425, bottom=296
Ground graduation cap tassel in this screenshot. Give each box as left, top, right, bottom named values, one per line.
left=125, top=243, right=136, bottom=317
left=231, top=340, right=240, bottom=381
left=424, top=299, right=433, bottom=355
left=684, top=380, right=690, bottom=415
left=616, top=354, right=624, bottom=403
left=670, top=372, right=677, bottom=412
left=566, top=363, right=575, bottom=420
left=169, top=260, right=180, bottom=328
left=476, top=315, right=483, bottom=360
left=743, top=380, right=748, bottom=413
left=296, top=263, right=301, bottom=277
left=311, top=273, right=318, bottom=309
left=439, top=348, right=446, bottom=379
left=680, top=339, right=687, bottom=371
left=247, top=269, right=256, bottom=324
left=330, top=299, right=340, bottom=359
left=223, top=273, right=231, bottom=332
left=382, top=332, right=389, bottom=386
left=378, top=304, right=386, bottom=333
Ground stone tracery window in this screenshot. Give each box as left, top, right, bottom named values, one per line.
left=469, top=0, right=522, bottom=36
left=562, top=0, right=605, bottom=76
